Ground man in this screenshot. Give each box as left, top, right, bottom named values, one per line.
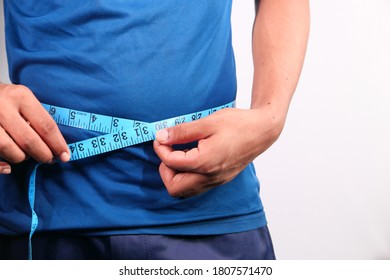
left=0, top=0, right=309, bottom=259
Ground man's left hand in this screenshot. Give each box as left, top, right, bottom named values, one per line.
left=153, top=106, right=285, bottom=197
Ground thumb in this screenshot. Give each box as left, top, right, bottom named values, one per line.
left=155, top=119, right=211, bottom=145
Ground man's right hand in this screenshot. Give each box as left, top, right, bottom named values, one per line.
left=0, top=83, right=70, bottom=174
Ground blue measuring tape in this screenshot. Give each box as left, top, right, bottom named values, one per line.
left=28, top=101, right=235, bottom=259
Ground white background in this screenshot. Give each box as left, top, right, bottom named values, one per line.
left=232, top=0, right=390, bottom=259
left=1, top=1, right=389, bottom=260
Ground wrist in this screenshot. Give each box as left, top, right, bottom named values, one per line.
left=249, top=101, right=289, bottom=147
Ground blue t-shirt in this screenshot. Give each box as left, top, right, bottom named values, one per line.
left=0, top=0, right=266, bottom=235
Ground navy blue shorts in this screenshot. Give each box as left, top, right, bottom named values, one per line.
left=0, top=226, right=276, bottom=260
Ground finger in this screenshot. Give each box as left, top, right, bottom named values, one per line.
left=19, top=96, right=70, bottom=162
left=159, top=162, right=212, bottom=197
left=0, top=162, right=12, bottom=175
left=155, top=118, right=212, bottom=145
left=153, top=140, right=202, bottom=171
left=1, top=113, right=55, bottom=163
left=0, top=125, right=27, bottom=164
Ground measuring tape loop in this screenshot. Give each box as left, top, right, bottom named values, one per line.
left=28, top=100, right=235, bottom=259
left=28, top=162, right=40, bottom=260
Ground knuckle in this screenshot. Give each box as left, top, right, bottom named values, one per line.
left=40, top=154, right=53, bottom=164
left=197, top=158, right=223, bottom=175
left=14, top=85, right=32, bottom=98
left=175, top=123, right=188, bottom=141
left=209, top=162, right=225, bottom=175
left=10, top=85, right=33, bottom=104
left=166, top=188, right=181, bottom=198
left=0, top=84, right=33, bottom=111
left=188, top=160, right=202, bottom=172
left=163, top=178, right=185, bottom=198
left=8, top=154, right=26, bottom=164
left=17, top=136, right=52, bottom=162
left=39, top=119, right=58, bottom=137
left=17, top=135, right=36, bottom=152
left=0, top=140, right=11, bottom=153
left=167, top=185, right=194, bottom=198
left=0, top=142, right=25, bottom=164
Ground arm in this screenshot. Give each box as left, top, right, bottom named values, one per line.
left=0, top=83, right=70, bottom=174
left=153, top=0, right=310, bottom=197
left=251, top=0, right=310, bottom=123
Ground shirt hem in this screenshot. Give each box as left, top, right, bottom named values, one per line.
left=79, top=211, right=267, bottom=236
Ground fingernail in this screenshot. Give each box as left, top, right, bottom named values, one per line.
left=156, top=129, right=169, bottom=143
left=0, top=167, right=11, bottom=174
left=59, top=152, right=71, bottom=162
left=48, top=157, right=56, bottom=164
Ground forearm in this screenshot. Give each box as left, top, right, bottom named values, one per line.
left=251, top=0, right=310, bottom=124
left=153, top=1, right=310, bottom=195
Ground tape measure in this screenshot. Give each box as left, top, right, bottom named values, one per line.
left=41, top=102, right=234, bottom=161
left=28, top=100, right=235, bottom=259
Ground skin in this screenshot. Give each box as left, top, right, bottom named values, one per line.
left=153, top=0, right=310, bottom=197
left=0, top=84, right=70, bottom=173
left=0, top=1, right=310, bottom=201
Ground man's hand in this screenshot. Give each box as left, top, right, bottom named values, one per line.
left=153, top=106, right=285, bottom=197
left=155, top=0, right=309, bottom=197
left=0, top=83, right=70, bottom=174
